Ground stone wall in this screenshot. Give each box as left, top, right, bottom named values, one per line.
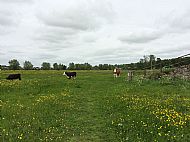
left=171, top=65, right=190, bottom=79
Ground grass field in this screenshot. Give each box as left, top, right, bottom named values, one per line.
left=0, top=70, right=190, bottom=142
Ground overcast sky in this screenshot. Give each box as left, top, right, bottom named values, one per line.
left=0, top=0, right=190, bottom=66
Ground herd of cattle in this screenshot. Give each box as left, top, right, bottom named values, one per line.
left=4, top=69, right=121, bottom=80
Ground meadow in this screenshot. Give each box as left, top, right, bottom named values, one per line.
left=0, top=70, right=190, bottom=142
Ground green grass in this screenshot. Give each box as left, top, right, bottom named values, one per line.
left=0, top=70, right=190, bottom=141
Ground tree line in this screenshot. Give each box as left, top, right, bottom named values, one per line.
left=0, top=55, right=189, bottom=70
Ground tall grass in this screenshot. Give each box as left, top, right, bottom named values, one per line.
left=0, top=70, right=190, bottom=141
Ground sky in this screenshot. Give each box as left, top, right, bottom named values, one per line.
left=0, top=0, right=190, bottom=67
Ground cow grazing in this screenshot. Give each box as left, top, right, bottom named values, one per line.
left=113, top=68, right=121, bottom=78
left=63, top=72, right=76, bottom=79
left=6, top=74, right=21, bottom=80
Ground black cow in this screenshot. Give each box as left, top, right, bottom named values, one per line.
left=6, top=74, right=21, bottom=80
left=63, top=72, right=76, bottom=79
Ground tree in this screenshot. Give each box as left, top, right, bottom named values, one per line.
left=9, top=59, right=20, bottom=70
left=155, top=58, right=162, bottom=69
left=59, top=64, right=67, bottom=70
left=139, top=58, right=144, bottom=63
left=84, top=63, right=92, bottom=70
left=102, top=64, right=109, bottom=70
left=143, top=55, right=149, bottom=69
left=149, top=55, right=156, bottom=70
left=143, top=55, right=149, bottom=63
left=98, top=64, right=103, bottom=70
left=75, top=64, right=81, bottom=70
left=41, top=62, right=51, bottom=70
left=138, top=58, right=145, bottom=69
left=68, top=62, right=75, bottom=70
left=53, top=63, right=59, bottom=70
left=23, top=61, right=33, bottom=70
left=93, top=65, right=99, bottom=70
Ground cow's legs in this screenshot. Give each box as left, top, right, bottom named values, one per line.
left=113, top=74, right=117, bottom=78
left=68, top=76, right=71, bottom=79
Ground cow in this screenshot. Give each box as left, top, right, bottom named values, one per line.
left=63, top=72, right=76, bottom=79
left=113, top=68, right=121, bottom=78
left=6, top=74, right=21, bottom=80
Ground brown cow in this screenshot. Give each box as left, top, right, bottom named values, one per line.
left=113, top=68, right=121, bottom=78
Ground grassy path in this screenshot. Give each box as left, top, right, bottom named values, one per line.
left=65, top=73, right=121, bottom=141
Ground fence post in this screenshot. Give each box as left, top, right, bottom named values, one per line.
left=144, top=69, right=147, bottom=78
left=128, top=70, right=133, bottom=81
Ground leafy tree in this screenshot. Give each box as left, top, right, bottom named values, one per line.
left=139, top=58, right=144, bottom=64
left=84, top=63, right=92, bottom=70
left=136, top=62, right=144, bottom=70
left=9, top=59, right=20, bottom=70
left=98, top=64, right=103, bottom=70
left=141, top=55, right=149, bottom=69
left=149, top=55, right=156, bottom=70
left=102, top=64, right=109, bottom=70
left=155, top=58, right=162, bottom=69
left=23, top=61, right=33, bottom=70
left=59, top=64, right=67, bottom=70
left=68, top=62, right=75, bottom=70
left=149, top=55, right=156, bottom=61
left=143, top=55, right=149, bottom=63
left=53, top=63, right=59, bottom=70
left=41, top=62, right=51, bottom=70
left=183, top=57, right=190, bottom=66
left=93, top=65, right=99, bottom=70
left=137, top=58, right=145, bottom=70
left=75, top=64, right=81, bottom=70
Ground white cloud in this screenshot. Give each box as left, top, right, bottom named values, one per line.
left=0, top=6, right=19, bottom=28
left=0, top=51, right=5, bottom=55
left=37, top=0, right=114, bottom=31
left=156, top=44, right=190, bottom=55
left=32, top=0, right=115, bottom=54
left=0, top=0, right=33, bottom=3
left=168, top=10, right=190, bottom=33
left=119, top=30, right=162, bottom=44
left=0, top=0, right=190, bottom=66
left=35, top=27, right=77, bottom=44
left=83, top=34, right=98, bottom=43
left=0, top=9, right=15, bottom=26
